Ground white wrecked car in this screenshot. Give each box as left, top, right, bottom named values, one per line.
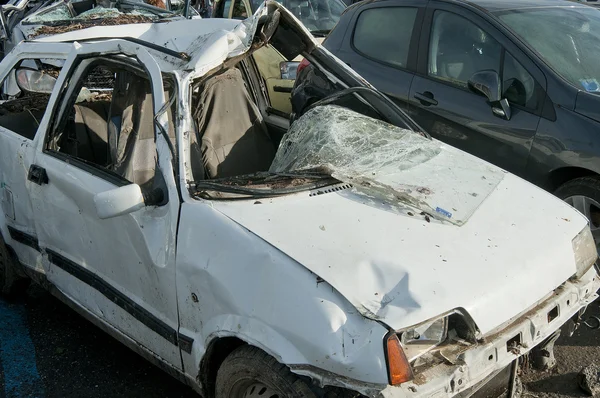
left=0, top=3, right=598, bottom=397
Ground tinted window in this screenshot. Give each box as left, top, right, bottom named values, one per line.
left=503, top=52, right=538, bottom=109
left=231, top=0, right=248, bottom=19
left=428, top=11, right=502, bottom=88
left=353, top=7, right=418, bottom=68
left=220, top=0, right=232, bottom=17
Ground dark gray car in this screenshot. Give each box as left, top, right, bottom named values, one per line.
left=292, top=0, right=600, bottom=252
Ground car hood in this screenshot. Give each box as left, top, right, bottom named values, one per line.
left=210, top=109, right=587, bottom=335
left=212, top=169, right=584, bottom=335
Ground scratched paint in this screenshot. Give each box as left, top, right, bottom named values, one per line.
left=0, top=299, right=45, bottom=398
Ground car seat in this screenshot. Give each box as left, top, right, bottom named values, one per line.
left=195, top=68, right=276, bottom=179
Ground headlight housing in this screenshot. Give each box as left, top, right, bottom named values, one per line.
left=400, top=317, right=448, bottom=362
left=572, top=226, right=597, bottom=279
left=384, top=311, right=479, bottom=385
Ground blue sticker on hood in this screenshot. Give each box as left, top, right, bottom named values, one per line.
left=436, top=207, right=452, bottom=218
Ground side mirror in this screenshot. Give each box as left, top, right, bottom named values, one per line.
left=16, top=68, right=57, bottom=94
left=94, top=184, right=146, bottom=220
left=468, top=70, right=511, bottom=120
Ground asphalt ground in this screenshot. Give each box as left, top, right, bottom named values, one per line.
left=1, top=284, right=600, bottom=398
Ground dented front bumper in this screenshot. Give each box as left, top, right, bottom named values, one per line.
left=379, top=269, right=600, bottom=398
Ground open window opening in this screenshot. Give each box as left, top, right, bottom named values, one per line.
left=45, top=57, right=175, bottom=193
left=0, top=58, right=64, bottom=140
left=190, top=62, right=278, bottom=181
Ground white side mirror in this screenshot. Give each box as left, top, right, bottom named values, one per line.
left=94, top=184, right=145, bottom=220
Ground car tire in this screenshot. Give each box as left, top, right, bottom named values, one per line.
left=215, top=345, right=318, bottom=398
left=0, top=233, right=29, bottom=297
left=555, top=176, right=600, bottom=253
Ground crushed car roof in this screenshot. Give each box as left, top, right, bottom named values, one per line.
left=32, top=17, right=252, bottom=74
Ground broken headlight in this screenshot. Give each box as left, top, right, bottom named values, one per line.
left=572, top=226, right=597, bottom=279
left=385, top=312, right=478, bottom=385
left=400, top=316, right=448, bottom=362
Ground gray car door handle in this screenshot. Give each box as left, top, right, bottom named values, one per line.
left=414, top=91, right=438, bottom=106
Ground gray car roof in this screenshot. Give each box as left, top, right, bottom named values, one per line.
left=446, top=0, right=588, bottom=13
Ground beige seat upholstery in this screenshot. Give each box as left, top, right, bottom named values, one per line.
left=73, top=101, right=110, bottom=165
left=107, top=74, right=157, bottom=188
left=195, top=68, right=275, bottom=179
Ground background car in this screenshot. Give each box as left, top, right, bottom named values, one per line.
left=292, top=0, right=600, bottom=253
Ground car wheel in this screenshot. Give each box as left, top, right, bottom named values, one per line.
left=555, top=176, right=600, bottom=254
left=215, top=345, right=317, bottom=398
left=0, top=234, right=28, bottom=297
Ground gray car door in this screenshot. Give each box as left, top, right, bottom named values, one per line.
left=330, top=0, right=425, bottom=113
left=408, top=2, right=546, bottom=177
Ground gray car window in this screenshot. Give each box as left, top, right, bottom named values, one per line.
left=428, top=10, right=502, bottom=89
left=352, top=7, right=418, bottom=68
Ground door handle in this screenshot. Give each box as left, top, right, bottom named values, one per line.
left=414, top=91, right=438, bottom=106
left=28, top=164, right=48, bottom=185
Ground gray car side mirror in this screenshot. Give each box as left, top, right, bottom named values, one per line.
left=468, top=70, right=511, bottom=120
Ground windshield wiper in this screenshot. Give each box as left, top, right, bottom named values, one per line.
left=191, top=170, right=339, bottom=198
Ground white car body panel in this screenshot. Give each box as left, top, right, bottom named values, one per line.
left=211, top=162, right=586, bottom=335
left=0, top=3, right=597, bottom=397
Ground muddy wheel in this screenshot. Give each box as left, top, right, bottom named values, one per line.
left=215, top=345, right=317, bottom=398
left=555, top=176, right=600, bottom=255
left=0, top=234, right=28, bottom=297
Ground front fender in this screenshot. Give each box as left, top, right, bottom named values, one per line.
left=176, top=202, right=390, bottom=389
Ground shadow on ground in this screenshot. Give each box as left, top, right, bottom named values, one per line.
left=2, top=285, right=196, bottom=398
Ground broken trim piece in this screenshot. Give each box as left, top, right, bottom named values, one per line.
left=46, top=248, right=180, bottom=346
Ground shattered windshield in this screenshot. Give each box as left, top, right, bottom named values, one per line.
left=270, top=105, right=505, bottom=225
left=270, top=106, right=440, bottom=174
left=190, top=100, right=504, bottom=224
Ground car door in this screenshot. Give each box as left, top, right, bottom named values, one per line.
left=408, top=2, right=546, bottom=176
left=26, top=41, right=183, bottom=368
left=331, top=0, right=425, bottom=112
left=0, top=45, right=70, bottom=272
